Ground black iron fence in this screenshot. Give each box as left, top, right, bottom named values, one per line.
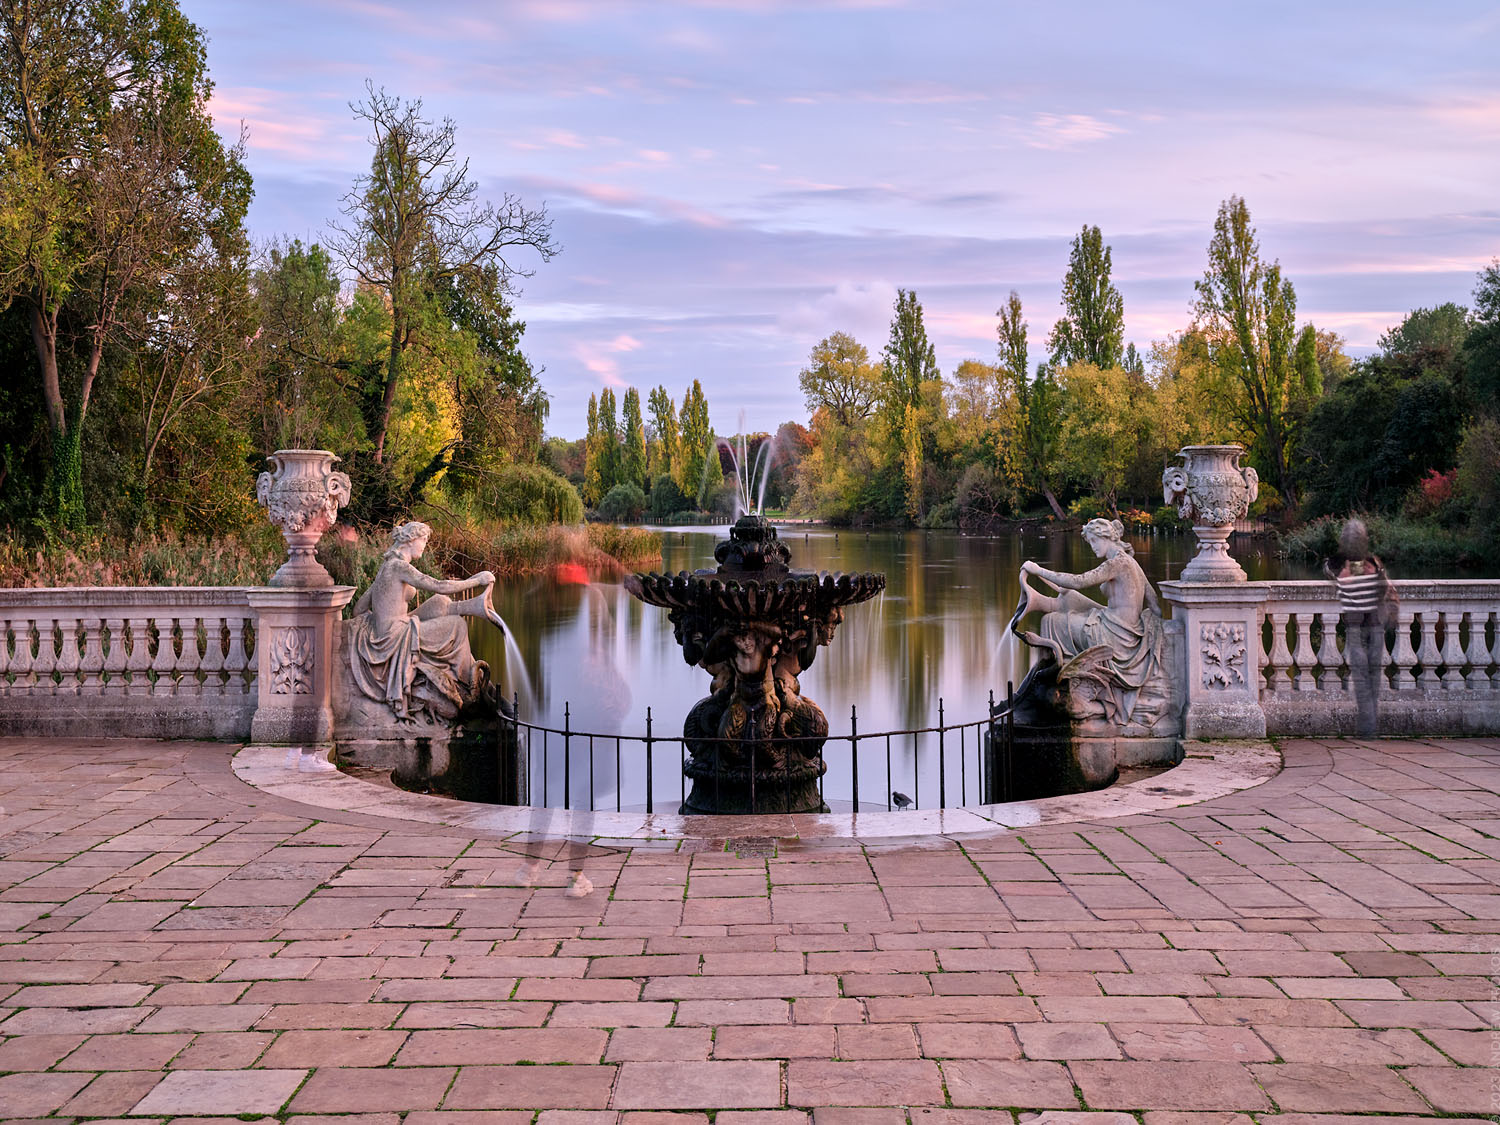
left=499, top=684, right=1015, bottom=815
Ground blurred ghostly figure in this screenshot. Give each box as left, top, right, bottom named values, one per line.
left=1325, top=518, right=1389, bottom=738
left=515, top=560, right=633, bottom=897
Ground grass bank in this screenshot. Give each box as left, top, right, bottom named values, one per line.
left=1279, top=513, right=1490, bottom=571
left=0, top=521, right=662, bottom=589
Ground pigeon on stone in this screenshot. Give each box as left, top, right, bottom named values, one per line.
left=891, top=791, right=913, bottom=810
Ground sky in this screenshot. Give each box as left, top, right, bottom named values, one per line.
left=190, top=0, right=1500, bottom=439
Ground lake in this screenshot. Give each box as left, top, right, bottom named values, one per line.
left=472, top=526, right=1320, bottom=811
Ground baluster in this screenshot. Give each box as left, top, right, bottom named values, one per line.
left=150, top=616, right=178, bottom=696
left=1416, top=611, right=1442, bottom=689
left=1269, top=611, right=1293, bottom=692
left=224, top=615, right=248, bottom=695
left=199, top=614, right=225, bottom=696
left=54, top=613, right=81, bottom=695
left=1256, top=612, right=1271, bottom=693
left=10, top=618, right=34, bottom=691
left=1315, top=610, right=1344, bottom=692
left=124, top=616, right=152, bottom=695
left=1391, top=609, right=1418, bottom=690
left=79, top=617, right=105, bottom=696
left=0, top=616, right=11, bottom=696
left=31, top=614, right=57, bottom=695
left=101, top=616, right=127, bottom=696
left=1292, top=612, right=1318, bottom=692
left=176, top=615, right=203, bottom=698
left=1439, top=608, right=1467, bottom=690
left=1486, top=610, right=1500, bottom=692
left=1463, top=610, right=1490, bottom=691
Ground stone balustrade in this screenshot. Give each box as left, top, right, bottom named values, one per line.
left=1257, top=580, right=1500, bottom=735
left=0, top=587, right=258, bottom=739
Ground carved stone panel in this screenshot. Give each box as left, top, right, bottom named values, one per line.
left=1201, top=622, right=1247, bottom=689
left=268, top=627, right=314, bottom=695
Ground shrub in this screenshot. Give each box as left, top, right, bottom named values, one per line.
left=481, top=464, right=584, bottom=525
left=598, top=482, right=647, bottom=523
left=1067, top=495, right=1109, bottom=521
left=648, top=474, right=692, bottom=518
left=920, top=499, right=958, bottom=528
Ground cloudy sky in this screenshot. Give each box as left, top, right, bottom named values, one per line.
left=192, top=0, right=1500, bottom=439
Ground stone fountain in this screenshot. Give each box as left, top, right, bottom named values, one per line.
left=625, top=515, right=884, bottom=814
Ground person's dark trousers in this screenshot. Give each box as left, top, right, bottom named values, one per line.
left=1343, top=610, right=1384, bottom=737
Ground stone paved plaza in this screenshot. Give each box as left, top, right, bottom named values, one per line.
left=0, top=736, right=1497, bottom=1122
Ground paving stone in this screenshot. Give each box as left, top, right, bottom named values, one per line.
left=717, top=1023, right=836, bottom=1058
left=614, top=1060, right=782, bottom=1108
left=258, top=1029, right=409, bottom=1068
left=58, top=1031, right=193, bottom=1069
left=1068, top=1062, right=1270, bottom=1111
left=941, top=1060, right=1081, bottom=1108
left=1399, top=1066, right=1500, bottom=1113
left=787, top=1059, right=945, bottom=1106
left=607, top=1026, right=714, bottom=1062
left=442, top=1064, right=616, bottom=1110
left=0, top=1071, right=94, bottom=1116
left=395, top=1028, right=606, bottom=1065
left=1248, top=1062, right=1432, bottom=1113
left=1109, top=1023, right=1272, bottom=1062
left=289, top=1065, right=456, bottom=1113
left=130, top=1068, right=307, bottom=1116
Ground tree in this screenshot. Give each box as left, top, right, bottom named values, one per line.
left=675, top=379, right=718, bottom=504
left=0, top=0, right=251, bottom=528
left=881, top=288, right=939, bottom=520
left=620, top=387, right=646, bottom=491
left=329, top=83, right=556, bottom=468
left=582, top=393, right=603, bottom=505
left=1193, top=196, right=1306, bottom=504
left=646, top=384, right=678, bottom=480
left=798, top=331, right=880, bottom=426
left=1380, top=302, right=1471, bottom=357
left=1046, top=225, right=1125, bottom=370
left=995, top=290, right=1065, bottom=518
left=596, top=387, right=619, bottom=495
left=1465, top=260, right=1500, bottom=409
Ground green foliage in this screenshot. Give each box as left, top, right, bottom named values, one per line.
left=1465, top=260, right=1500, bottom=410
left=479, top=463, right=583, bottom=525
left=1453, top=414, right=1500, bottom=548
left=1193, top=196, right=1310, bottom=504
left=1296, top=349, right=1471, bottom=516
left=1046, top=225, right=1125, bottom=370
left=646, top=385, right=678, bottom=480
left=1381, top=302, right=1471, bottom=357
left=648, top=473, right=691, bottom=518
left=620, top=387, right=646, bottom=491
left=675, top=379, right=717, bottom=503
left=800, top=332, right=881, bottom=426
left=1280, top=512, right=1485, bottom=570
left=597, top=481, right=646, bottom=523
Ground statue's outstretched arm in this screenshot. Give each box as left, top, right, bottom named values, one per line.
left=399, top=560, right=495, bottom=597
left=1029, top=559, right=1113, bottom=592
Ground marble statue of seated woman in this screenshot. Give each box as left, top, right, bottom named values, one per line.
left=1013, top=517, right=1169, bottom=729
left=345, top=521, right=503, bottom=724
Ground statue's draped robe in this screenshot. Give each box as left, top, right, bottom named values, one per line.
left=1035, top=591, right=1164, bottom=723
left=347, top=606, right=478, bottom=720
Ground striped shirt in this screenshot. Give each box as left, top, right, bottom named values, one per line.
left=1337, top=565, right=1383, bottom=613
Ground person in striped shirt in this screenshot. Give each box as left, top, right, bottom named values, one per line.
left=1324, top=518, right=1388, bottom=737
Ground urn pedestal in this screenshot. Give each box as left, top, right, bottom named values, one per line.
left=256, top=449, right=352, bottom=588
left=1162, top=444, right=1259, bottom=583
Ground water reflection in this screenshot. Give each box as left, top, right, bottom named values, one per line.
left=473, top=527, right=1319, bottom=809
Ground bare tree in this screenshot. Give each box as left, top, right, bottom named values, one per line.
left=329, top=83, right=558, bottom=465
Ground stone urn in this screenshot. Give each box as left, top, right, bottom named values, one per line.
left=1162, top=444, right=1258, bottom=582
left=256, top=450, right=352, bottom=587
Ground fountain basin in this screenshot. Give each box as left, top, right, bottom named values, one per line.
left=625, top=516, right=885, bottom=814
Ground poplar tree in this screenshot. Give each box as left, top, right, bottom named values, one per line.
left=621, top=387, right=646, bottom=490
left=1047, top=225, right=1125, bottom=370
left=996, top=290, right=1065, bottom=519
left=596, top=387, right=620, bottom=495
left=646, top=385, right=678, bottom=480
left=881, top=288, right=939, bottom=520
left=583, top=392, right=604, bottom=505
left=1193, top=196, right=1303, bottom=503
left=675, top=379, right=719, bottom=505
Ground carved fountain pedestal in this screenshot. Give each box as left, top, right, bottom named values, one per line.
left=626, top=516, right=884, bottom=815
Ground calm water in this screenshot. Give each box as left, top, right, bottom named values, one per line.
left=471, top=527, right=1318, bottom=811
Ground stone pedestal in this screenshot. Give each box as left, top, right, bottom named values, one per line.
left=247, top=586, right=354, bottom=744
left=1160, top=580, right=1267, bottom=739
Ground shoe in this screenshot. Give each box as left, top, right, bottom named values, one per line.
left=565, top=873, right=594, bottom=898
left=514, top=863, right=542, bottom=887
